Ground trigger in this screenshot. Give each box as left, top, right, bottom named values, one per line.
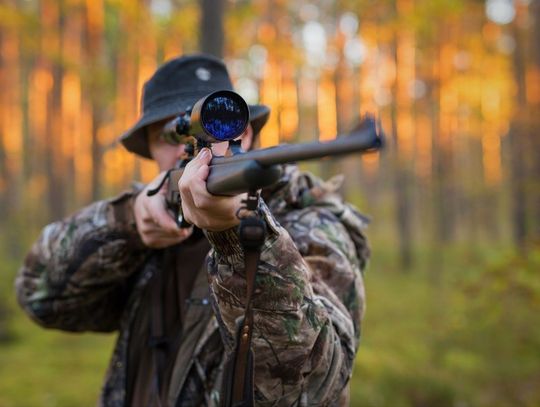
left=176, top=208, right=192, bottom=229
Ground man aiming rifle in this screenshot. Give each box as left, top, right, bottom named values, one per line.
left=16, top=54, right=375, bottom=406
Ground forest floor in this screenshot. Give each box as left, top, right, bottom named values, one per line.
left=1, top=242, right=538, bottom=407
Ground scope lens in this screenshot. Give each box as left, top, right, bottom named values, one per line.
left=201, top=92, right=249, bottom=142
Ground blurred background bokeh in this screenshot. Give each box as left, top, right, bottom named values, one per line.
left=1, top=0, right=539, bottom=406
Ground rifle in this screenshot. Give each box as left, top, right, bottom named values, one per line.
left=146, top=89, right=383, bottom=406
left=146, top=90, right=384, bottom=226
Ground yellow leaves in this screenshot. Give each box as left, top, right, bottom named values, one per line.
left=85, top=0, right=104, bottom=36
left=257, top=22, right=276, bottom=44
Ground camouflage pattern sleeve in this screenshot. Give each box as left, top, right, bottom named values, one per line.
left=15, top=192, right=149, bottom=333
left=205, top=194, right=368, bottom=405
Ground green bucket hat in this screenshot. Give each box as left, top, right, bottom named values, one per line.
left=120, top=54, right=270, bottom=159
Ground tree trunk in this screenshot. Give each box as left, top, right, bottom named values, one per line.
left=42, top=0, right=66, bottom=221
left=391, top=31, right=414, bottom=270
left=46, top=59, right=66, bottom=221
left=0, top=31, right=8, bottom=221
left=432, top=34, right=455, bottom=245
left=84, top=0, right=105, bottom=201
left=529, top=1, right=540, bottom=240
left=509, top=19, right=529, bottom=247
left=199, top=0, right=225, bottom=58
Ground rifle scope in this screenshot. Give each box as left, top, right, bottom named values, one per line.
left=163, top=90, right=249, bottom=145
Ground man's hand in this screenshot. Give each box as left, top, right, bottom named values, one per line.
left=134, top=173, right=193, bottom=248
left=179, top=148, right=245, bottom=232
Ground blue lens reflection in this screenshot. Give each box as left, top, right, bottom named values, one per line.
left=202, top=95, right=248, bottom=141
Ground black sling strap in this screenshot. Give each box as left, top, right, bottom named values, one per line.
left=221, top=213, right=266, bottom=407
left=149, top=254, right=167, bottom=407
left=148, top=234, right=210, bottom=406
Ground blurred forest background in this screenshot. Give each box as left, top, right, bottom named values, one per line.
left=0, top=0, right=539, bottom=406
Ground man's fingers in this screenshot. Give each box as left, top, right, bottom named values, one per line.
left=151, top=207, right=179, bottom=232
left=196, top=148, right=212, bottom=164
left=190, top=174, right=217, bottom=209
left=179, top=187, right=196, bottom=225
left=183, top=148, right=212, bottom=176
left=134, top=170, right=198, bottom=248
left=178, top=147, right=241, bottom=231
left=145, top=226, right=192, bottom=239
left=196, top=163, right=210, bottom=182
left=141, top=191, right=178, bottom=232
left=139, top=222, right=193, bottom=247
left=141, top=230, right=192, bottom=249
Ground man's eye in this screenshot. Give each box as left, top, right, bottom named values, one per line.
left=160, top=131, right=182, bottom=145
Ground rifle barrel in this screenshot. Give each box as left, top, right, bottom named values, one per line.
left=210, top=125, right=380, bottom=168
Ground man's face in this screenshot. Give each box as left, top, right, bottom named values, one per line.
left=147, top=118, right=254, bottom=172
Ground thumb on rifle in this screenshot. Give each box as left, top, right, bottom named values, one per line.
left=196, top=147, right=212, bottom=164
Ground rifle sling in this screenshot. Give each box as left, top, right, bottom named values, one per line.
left=223, top=215, right=265, bottom=407
left=232, top=248, right=258, bottom=404
left=150, top=255, right=166, bottom=407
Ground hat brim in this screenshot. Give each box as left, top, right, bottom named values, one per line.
left=120, top=103, right=270, bottom=159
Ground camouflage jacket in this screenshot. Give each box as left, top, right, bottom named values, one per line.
left=16, top=166, right=369, bottom=406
